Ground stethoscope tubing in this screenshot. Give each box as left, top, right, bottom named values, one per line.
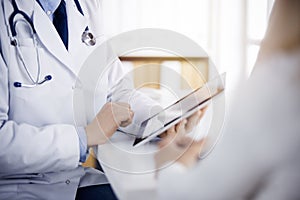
left=9, top=0, right=95, bottom=88
left=9, top=0, right=36, bottom=37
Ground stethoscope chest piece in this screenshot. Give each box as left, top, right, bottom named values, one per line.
left=81, top=30, right=96, bottom=46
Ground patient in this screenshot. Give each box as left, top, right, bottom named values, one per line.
left=155, top=0, right=300, bottom=199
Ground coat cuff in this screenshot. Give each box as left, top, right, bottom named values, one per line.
left=77, top=127, right=89, bottom=162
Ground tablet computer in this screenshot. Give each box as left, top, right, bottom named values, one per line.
left=133, top=73, right=226, bottom=147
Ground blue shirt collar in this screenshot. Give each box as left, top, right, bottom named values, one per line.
left=37, top=0, right=61, bottom=19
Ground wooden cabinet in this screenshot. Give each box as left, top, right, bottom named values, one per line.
left=120, top=56, right=208, bottom=90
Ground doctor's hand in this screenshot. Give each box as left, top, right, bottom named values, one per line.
left=155, top=135, right=205, bottom=169
left=160, top=108, right=207, bottom=138
left=85, top=102, right=134, bottom=147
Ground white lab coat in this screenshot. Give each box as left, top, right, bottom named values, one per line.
left=158, top=50, right=300, bottom=200
left=0, top=0, right=157, bottom=199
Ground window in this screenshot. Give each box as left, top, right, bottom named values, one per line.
left=102, top=0, right=210, bottom=48
left=246, top=0, right=274, bottom=75
left=101, top=0, right=275, bottom=90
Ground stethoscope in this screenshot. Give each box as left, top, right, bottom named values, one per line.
left=9, top=0, right=96, bottom=88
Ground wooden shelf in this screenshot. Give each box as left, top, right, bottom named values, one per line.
left=120, top=56, right=209, bottom=90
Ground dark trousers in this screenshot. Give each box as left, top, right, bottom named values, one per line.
left=75, top=184, right=118, bottom=200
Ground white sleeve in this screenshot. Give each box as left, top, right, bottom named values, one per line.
left=0, top=52, right=80, bottom=175
left=108, top=59, right=162, bottom=134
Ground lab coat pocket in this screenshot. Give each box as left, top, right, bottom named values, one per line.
left=9, top=83, right=56, bottom=125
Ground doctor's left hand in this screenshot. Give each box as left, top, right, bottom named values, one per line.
left=85, top=102, right=134, bottom=147
left=155, top=135, right=205, bottom=169
left=160, top=108, right=207, bottom=138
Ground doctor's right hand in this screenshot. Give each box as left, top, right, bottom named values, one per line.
left=85, top=102, right=134, bottom=147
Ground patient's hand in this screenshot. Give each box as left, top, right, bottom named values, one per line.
left=155, top=135, right=205, bottom=169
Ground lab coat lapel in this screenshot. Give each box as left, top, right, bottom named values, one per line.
left=32, top=3, right=72, bottom=69
left=9, top=0, right=88, bottom=76
left=66, top=0, right=90, bottom=75
left=67, top=0, right=88, bottom=56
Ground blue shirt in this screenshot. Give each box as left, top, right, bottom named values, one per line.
left=37, top=0, right=61, bottom=21
left=37, top=0, right=88, bottom=162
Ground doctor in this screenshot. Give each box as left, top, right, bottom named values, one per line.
left=0, top=0, right=164, bottom=199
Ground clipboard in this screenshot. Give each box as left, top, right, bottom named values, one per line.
left=133, top=73, right=226, bottom=147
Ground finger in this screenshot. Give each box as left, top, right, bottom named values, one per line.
left=185, top=112, right=201, bottom=132
left=187, top=110, right=201, bottom=121
left=199, top=107, right=207, bottom=118
left=159, top=131, right=168, bottom=139
left=195, top=107, right=208, bottom=124
left=160, top=126, right=177, bottom=139
left=129, top=110, right=134, bottom=119
left=121, top=109, right=134, bottom=120
left=166, top=126, right=176, bottom=135
left=119, top=112, right=134, bottom=127
left=199, top=106, right=208, bottom=118
left=196, top=110, right=204, bottom=124
left=120, top=118, right=132, bottom=127
left=115, top=102, right=131, bottom=110
left=157, top=135, right=173, bottom=148
left=175, top=120, right=187, bottom=135
left=196, top=111, right=203, bottom=124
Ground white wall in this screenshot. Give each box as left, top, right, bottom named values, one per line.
left=101, top=0, right=272, bottom=92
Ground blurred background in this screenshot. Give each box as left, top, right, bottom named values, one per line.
left=101, top=0, right=274, bottom=92
left=85, top=0, right=275, bottom=167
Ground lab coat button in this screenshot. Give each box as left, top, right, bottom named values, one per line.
left=65, top=180, right=70, bottom=184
